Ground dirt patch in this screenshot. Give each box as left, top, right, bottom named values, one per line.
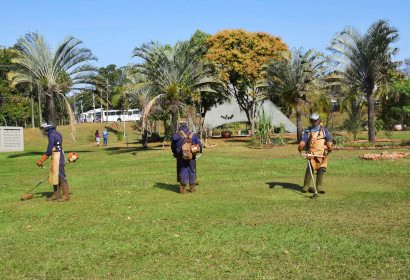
left=360, top=151, right=408, bottom=160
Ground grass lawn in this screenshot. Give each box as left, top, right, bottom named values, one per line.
left=0, top=123, right=409, bottom=279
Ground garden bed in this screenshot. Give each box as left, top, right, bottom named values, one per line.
left=335, top=145, right=410, bottom=150
left=360, top=151, right=408, bottom=160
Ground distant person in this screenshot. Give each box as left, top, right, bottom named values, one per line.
left=36, top=123, right=70, bottom=202
left=102, top=128, right=109, bottom=146
left=95, top=130, right=100, bottom=147
left=171, top=120, right=202, bottom=194
left=298, top=114, right=333, bottom=194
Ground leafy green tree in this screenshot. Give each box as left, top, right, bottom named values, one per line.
left=204, top=29, right=289, bottom=135
left=262, top=48, right=327, bottom=142
left=327, top=20, right=399, bottom=142
left=8, top=31, right=98, bottom=130
left=379, top=72, right=410, bottom=126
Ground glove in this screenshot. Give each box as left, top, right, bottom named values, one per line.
left=326, top=142, right=333, bottom=154
left=37, top=154, right=49, bottom=167
left=298, top=141, right=305, bottom=152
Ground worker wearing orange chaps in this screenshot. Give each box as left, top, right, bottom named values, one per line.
left=298, top=114, right=333, bottom=194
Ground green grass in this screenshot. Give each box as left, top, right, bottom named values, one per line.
left=0, top=123, right=409, bottom=279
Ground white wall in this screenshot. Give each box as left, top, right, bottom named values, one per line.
left=0, top=127, right=24, bottom=152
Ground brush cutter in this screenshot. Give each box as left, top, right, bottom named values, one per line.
left=300, top=153, right=326, bottom=199
left=20, top=152, right=80, bottom=201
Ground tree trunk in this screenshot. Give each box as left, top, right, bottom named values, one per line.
left=171, top=106, right=178, bottom=134
left=38, top=90, right=43, bottom=124
left=47, top=91, right=57, bottom=125
left=367, top=92, right=376, bottom=142
left=142, top=127, right=148, bottom=149
left=30, top=93, right=35, bottom=128
left=296, top=102, right=303, bottom=142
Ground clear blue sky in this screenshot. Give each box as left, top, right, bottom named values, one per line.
left=1, top=0, right=409, bottom=67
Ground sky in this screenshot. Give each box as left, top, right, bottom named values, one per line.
left=1, top=0, right=409, bottom=68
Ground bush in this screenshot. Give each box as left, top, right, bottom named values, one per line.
left=343, top=112, right=365, bottom=140
left=87, top=130, right=96, bottom=143
left=117, top=131, right=123, bottom=142
left=254, top=110, right=273, bottom=145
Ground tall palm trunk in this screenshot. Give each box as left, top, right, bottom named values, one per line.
left=30, top=93, right=35, bottom=128
left=171, top=106, right=178, bottom=133
left=38, top=89, right=43, bottom=124
left=367, top=92, right=376, bottom=142
left=296, top=101, right=303, bottom=142
left=47, top=91, right=57, bottom=125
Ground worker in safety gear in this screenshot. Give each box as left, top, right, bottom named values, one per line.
left=36, top=123, right=70, bottom=202
left=171, top=120, right=202, bottom=194
left=298, top=114, right=333, bottom=194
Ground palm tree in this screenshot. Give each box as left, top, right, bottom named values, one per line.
left=327, top=20, right=399, bottom=142
left=8, top=31, right=98, bottom=131
left=132, top=41, right=224, bottom=136
left=262, top=48, right=327, bottom=142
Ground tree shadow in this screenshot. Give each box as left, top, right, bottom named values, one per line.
left=8, top=151, right=43, bottom=158
left=105, top=146, right=162, bottom=155
left=8, top=150, right=92, bottom=158
left=266, top=182, right=304, bottom=196
left=153, top=182, right=179, bottom=193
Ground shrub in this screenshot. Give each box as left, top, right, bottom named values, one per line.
left=343, top=111, right=365, bottom=140
left=374, top=119, right=384, bottom=136
left=117, top=131, right=123, bottom=142
left=254, top=110, right=273, bottom=145
left=87, top=130, right=96, bottom=143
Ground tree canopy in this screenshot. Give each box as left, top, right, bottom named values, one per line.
left=204, top=29, right=289, bottom=134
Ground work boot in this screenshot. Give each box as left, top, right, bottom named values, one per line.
left=46, top=185, right=60, bottom=201
left=58, top=178, right=70, bottom=202
left=316, top=168, right=325, bottom=194
left=301, top=170, right=311, bottom=193
left=189, top=184, right=196, bottom=193
left=179, top=184, right=187, bottom=194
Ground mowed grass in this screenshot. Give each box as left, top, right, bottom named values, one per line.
left=0, top=124, right=409, bottom=279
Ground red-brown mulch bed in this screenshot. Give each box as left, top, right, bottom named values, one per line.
left=249, top=144, right=292, bottom=149
left=346, top=138, right=402, bottom=143
left=334, top=146, right=410, bottom=150
left=360, top=151, right=408, bottom=160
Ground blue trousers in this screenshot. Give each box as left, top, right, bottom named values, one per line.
left=103, top=137, right=108, bottom=146
left=177, top=157, right=196, bottom=186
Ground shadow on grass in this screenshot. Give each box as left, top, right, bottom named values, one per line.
left=33, top=191, right=54, bottom=198
left=8, top=151, right=43, bottom=158
left=266, top=182, right=304, bottom=196
left=105, top=146, right=162, bottom=155
left=153, top=182, right=179, bottom=193
left=8, top=150, right=93, bottom=158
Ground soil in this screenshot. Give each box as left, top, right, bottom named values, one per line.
left=360, top=151, right=408, bottom=160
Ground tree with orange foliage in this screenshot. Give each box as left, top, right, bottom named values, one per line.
left=204, top=29, right=289, bottom=134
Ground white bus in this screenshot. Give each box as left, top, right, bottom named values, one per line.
left=79, top=109, right=142, bottom=123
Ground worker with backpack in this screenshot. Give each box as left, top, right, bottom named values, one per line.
left=171, top=120, right=202, bottom=194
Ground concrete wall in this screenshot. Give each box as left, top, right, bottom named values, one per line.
left=203, top=99, right=297, bottom=133
left=0, top=127, right=24, bottom=152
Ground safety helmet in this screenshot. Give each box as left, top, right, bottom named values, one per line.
left=309, top=114, right=320, bottom=123
left=39, top=122, right=55, bottom=131
left=179, top=119, right=188, bottom=127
